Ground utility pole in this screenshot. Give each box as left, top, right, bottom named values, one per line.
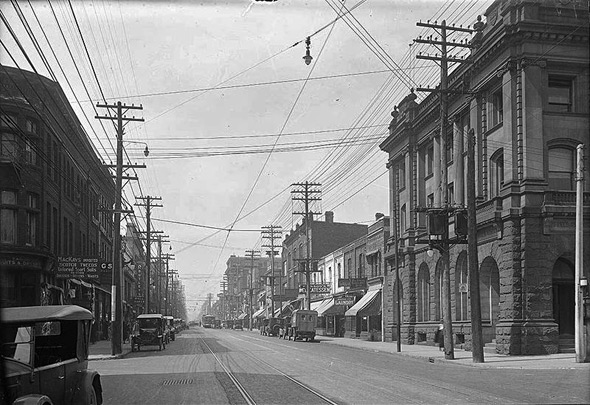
left=393, top=167, right=402, bottom=352
left=96, top=101, right=143, bottom=356
left=262, top=225, right=283, bottom=318
left=414, top=19, right=478, bottom=360
left=220, top=279, right=227, bottom=320
left=155, top=235, right=169, bottom=314
left=467, top=129, right=484, bottom=363
left=168, top=269, right=178, bottom=317
left=292, top=182, right=322, bottom=310
left=135, top=196, right=163, bottom=313
left=246, top=250, right=260, bottom=330
left=163, top=254, right=175, bottom=315
left=574, top=144, right=587, bottom=363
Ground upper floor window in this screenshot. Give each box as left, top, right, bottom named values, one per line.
left=25, top=119, right=38, bottom=133
left=490, top=150, right=504, bottom=198
left=1, top=190, right=18, bottom=244
left=447, top=183, right=455, bottom=205
left=24, top=139, right=37, bottom=165
left=488, top=88, right=503, bottom=128
left=427, top=193, right=434, bottom=208
left=0, top=114, right=17, bottom=128
left=399, top=204, right=407, bottom=234
left=548, top=146, right=575, bottom=190
left=0, top=133, right=18, bottom=160
left=426, top=144, right=434, bottom=176
left=547, top=76, right=573, bottom=112
left=397, top=159, right=406, bottom=190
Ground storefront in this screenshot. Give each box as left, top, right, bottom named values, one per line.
left=345, top=285, right=382, bottom=340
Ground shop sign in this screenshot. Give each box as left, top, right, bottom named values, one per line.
left=0, top=256, right=43, bottom=270
left=338, top=278, right=367, bottom=289
left=334, top=296, right=356, bottom=306
left=56, top=256, right=104, bottom=281
left=133, top=295, right=145, bottom=308
left=298, top=283, right=330, bottom=294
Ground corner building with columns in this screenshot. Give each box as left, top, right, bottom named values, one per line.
left=379, top=0, right=589, bottom=355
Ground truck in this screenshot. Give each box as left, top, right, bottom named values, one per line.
left=287, top=309, right=317, bottom=342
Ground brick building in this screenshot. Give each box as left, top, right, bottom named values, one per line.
left=0, top=65, right=116, bottom=327
left=379, top=0, right=589, bottom=355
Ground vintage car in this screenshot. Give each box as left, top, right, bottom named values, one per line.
left=287, top=309, right=317, bottom=342
left=131, top=314, right=166, bottom=352
left=233, top=319, right=243, bottom=330
left=163, top=316, right=175, bottom=342
left=1, top=305, right=103, bottom=404
left=266, top=317, right=283, bottom=336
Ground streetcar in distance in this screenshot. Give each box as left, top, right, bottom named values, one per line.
left=202, top=314, right=216, bottom=328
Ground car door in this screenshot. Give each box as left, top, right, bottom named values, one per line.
left=37, top=361, right=66, bottom=404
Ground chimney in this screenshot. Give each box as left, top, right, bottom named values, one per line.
left=325, top=211, right=334, bottom=223
left=375, top=212, right=384, bottom=220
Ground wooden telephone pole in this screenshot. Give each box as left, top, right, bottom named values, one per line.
left=96, top=102, right=143, bottom=355
left=292, top=182, right=322, bottom=310
left=135, top=196, right=163, bottom=314
left=245, top=250, right=260, bottom=330
left=262, top=225, right=283, bottom=318
left=414, top=19, right=483, bottom=361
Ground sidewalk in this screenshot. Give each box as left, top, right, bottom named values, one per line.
left=89, top=331, right=590, bottom=370
left=313, top=335, right=590, bottom=370
left=89, top=339, right=133, bottom=360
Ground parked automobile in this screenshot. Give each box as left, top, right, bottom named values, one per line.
left=287, top=310, right=317, bottom=342
left=266, top=317, right=283, bottom=336
left=131, top=314, right=166, bottom=351
left=1, top=305, right=103, bottom=404
left=164, top=315, right=175, bottom=342
left=233, top=319, right=243, bottom=330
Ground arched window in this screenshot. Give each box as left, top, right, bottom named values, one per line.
left=417, top=264, right=430, bottom=322
left=454, top=252, right=469, bottom=321
left=548, top=146, right=575, bottom=191
left=434, top=260, right=444, bottom=321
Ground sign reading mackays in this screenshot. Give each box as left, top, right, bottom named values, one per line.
left=56, top=256, right=105, bottom=281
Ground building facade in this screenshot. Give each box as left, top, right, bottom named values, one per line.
left=1, top=65, right=117, bottom=327
left=380, top=0, right=589, bottom=355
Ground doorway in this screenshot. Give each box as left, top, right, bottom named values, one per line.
left=552, top=258, right=575, bottom=336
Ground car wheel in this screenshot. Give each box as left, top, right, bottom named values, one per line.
left=89, top=384, right=99, bottom=405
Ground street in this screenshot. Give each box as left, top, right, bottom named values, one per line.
left=92, top=327, right=590, bottom=405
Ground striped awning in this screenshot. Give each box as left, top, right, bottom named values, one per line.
left=345, top=288, right=381, bottom=317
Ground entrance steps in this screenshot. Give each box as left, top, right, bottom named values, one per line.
left=484, top=339, right=497, bottom=354
left=559, top=336, right=575, bottom=353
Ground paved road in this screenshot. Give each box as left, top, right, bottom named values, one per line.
left=92, top=327, right=590, bottom=404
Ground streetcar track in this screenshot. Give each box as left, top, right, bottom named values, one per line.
left=227, top=331, right=515, bottom=404
left=198, top=333, right=338, bottom=405
left=200, top=337, right=256, bottom=405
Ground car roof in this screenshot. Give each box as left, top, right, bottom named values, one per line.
left=1, top=305, right=93, bottom=323
left=137, top=313, right=163, bottom=319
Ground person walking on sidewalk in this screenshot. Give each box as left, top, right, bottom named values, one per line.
left=434, top=323, right=444, bottom=351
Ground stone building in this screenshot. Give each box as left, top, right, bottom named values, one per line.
left=0, top=65, right=116, bottom=327
left=379, top=0, right=589, bottom=355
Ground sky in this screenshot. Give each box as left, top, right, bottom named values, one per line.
left=0, top=0, right=491, bottom=319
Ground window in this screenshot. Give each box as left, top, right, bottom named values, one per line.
left=417, top=264, right=430, bottom=322
left=427, top=193, right=434, bottom=208
left=548, top=76, right=573, bottom=112
left=548, top=147, right=575, bottom=190
left=1, top=133, right=18, bottom=160
left=1, top=114, right=17, bottom=128
left=446, top=131, right=454, bottom=163
left=399, top=204, right=406, bottom=234
left=488, top=88, right=503, bottom=127
left=1, top=191, right=18, bottom=244
left=24, top=139, right=37, bottom=165
left=26, top=194, right=39, bottom=246
left=490, top=150, right=504, bottom=198
left=52, top=142, right=59, bottom=182
left=447, top=183, right=455, bottom=205
left=398, top=159, right=406, bottom=189
left=25, top=119, right=37, bottom=133
left=427, top=144, right=434, bottom=176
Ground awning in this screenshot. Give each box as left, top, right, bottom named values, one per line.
left=273, top=302, right=292, bottom=318
left=310, top=300, right=323, bottom=312
left=345, top=288, right=381, bottom=317
left=315, top=298, right=333, bottom=316
left=237, top=313, right=248, bottom=320
left=252, top=308, right=265, bottom=318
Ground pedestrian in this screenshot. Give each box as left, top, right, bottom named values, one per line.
left=434, top=323, right=444, bottom=351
